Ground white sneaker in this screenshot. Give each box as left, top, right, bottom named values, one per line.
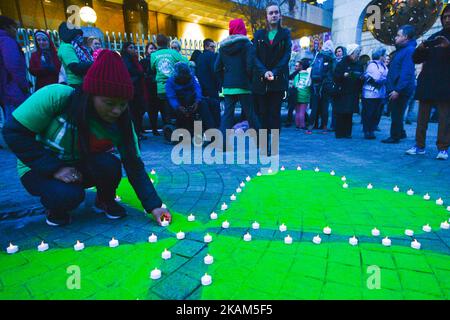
left=436, top=150, right=448, bottom=160
left=405, top=146, right=426, bottom=155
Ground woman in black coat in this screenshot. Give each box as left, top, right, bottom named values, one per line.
left=333, top=44, right=364, bottom=138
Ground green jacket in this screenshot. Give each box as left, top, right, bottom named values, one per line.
left=151, top=48, right=188, bottom=95
left=58, top=42, right=83, bottom=85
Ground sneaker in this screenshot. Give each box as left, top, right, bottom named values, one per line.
left=405, top=146, right=426, bottom=155
left=94, top=197, right=127, bottom=219
left=436, top=150, right=448, bottom=160
left=305, top=130, right=312, bottom=135
left=46, top=210, right=71, bottom=226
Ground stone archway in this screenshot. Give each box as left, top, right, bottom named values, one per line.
left=332, top=0, right=371, bottom=46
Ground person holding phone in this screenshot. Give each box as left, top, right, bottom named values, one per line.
left=406, top=5, right=450, bottom=160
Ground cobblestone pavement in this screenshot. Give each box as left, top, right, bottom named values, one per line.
left=0, top=114, right=449, bottom=299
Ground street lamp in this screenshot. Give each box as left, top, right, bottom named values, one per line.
left=79, top=6, right=97, bottom=25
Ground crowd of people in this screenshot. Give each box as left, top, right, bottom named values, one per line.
left=0, top=3, right=449, bottom=226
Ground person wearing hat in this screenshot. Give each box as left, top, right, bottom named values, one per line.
left=333, top=43, right=364, bottom=138
left=406, top=5, right=450, bottom=160
left=29, top=30, right=61, bottom=91
left=2, top=50, right=171, bottom=227
left=215, top=18, right=261, bottom=151
left=57, top=22, right=93, bottom=88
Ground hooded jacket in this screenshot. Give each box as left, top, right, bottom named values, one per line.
left=251, top=27, right=292, bottom=94
left=29, top=32, right=61, bottom=90
left=386, top=39, right=417, bottom=97
left=0, top=29, right=29, bottom=106
left=214, top=34, right=253, bottom=91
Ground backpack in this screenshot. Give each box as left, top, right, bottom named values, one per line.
left=310, top=53, right=332, bottom=83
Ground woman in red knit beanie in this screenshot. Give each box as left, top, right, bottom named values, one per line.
left=3, top=49, right=171, bottom=227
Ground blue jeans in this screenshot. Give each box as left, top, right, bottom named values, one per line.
left=21, top=152, right=122, bottom=216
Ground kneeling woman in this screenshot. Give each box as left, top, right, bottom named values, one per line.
left=3, top=50, right=171, bottom=226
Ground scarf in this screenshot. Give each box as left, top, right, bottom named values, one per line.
left=71, top=35, right=93, bottom=64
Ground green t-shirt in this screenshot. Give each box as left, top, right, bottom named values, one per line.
left=268, top=30, right=278, bottom=42
left=151, top=48, right=188, bottom=95
left=58, top=42, right=83, bottom=86
left=294, top=70, right=311, bottom=104
left=223, top=88, right=252, bottom=95
left=12, top=84, right=140, bottom=177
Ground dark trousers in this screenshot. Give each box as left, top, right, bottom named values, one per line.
left=130, top=94, right=146, bottom=135
left=255, top=91, right=284, bottom=132
left=147, top=94, right=166, bottom=132
left=221, top=94, right=260, bottom=135
left=388, top=95, right=410, bottom=140
left=335, top=113, right=353, bottom=138
left=415, top=101, right=450, bottom=151
left=286, top=87, right=297, bottom=123
left=361, top=98, right=383, bottom=134
left=20, top=152, right=122, bottom=216
left=309, top=84, right=330, bottom=129
left=205, top=97, right=221, bottom=129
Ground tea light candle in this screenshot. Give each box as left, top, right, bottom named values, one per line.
left=114, top=195, right=121, bottom=202
left=257, top=171, right=262, bottom=176
left=393, top=185, right=400, bottom=192
left=161, top=248, right=171, bottom=260
left=330, top=170, right=335, bottom=176
left=407, top=189, right=414, bottom=196
left=441, top=221, right=450, bottom=230
left=222, top=220, right=230, bottom=229
left=411, top=239, right=421, bottom=250
left=151, top=179, right=155, bottom=183
left=314, top=167, right=320, bottom=172
left=6, top=243, right=19, bottom=254
left=151, top=169, right=156, bottom=175
left=313, top=235, right=322, bottom=244
left=109, top=237, right=119, bottom=248
left=37, top=241, right=49, bottom=252
left=279, top=223, right=287, bottom=232
left=341, top=176, right=346, bottom=182
left=447, top=205, right=450, bottom=212
left=188, top=214, right=195, bottom=222
left=281, top=166, right=285, bottom=171
left=349, top=236, right=358, bottom=246
left=252, top=221, right=260, bottom=230
left=161, top=219, right=169, bottom=227
left=230, top=194, right=236, bottom=201
left=150, top=268, right=161, bottom=280
left=246, top=176, right=251, bottom=182
left=161, top=203, right=167, bottom=209
left=371, top=228, right=380, bottom=237
left=343, top=183, right=348, bottom=189
left=297, top=166, right=302, bottom=171
left=422, top=224, right=432, bottom=232
left=382, top=237, right=391, bottom=247
left=148, top=233, right=158, bottom=243
left=423, top=193, right=431, bottom=200
left=367, top=183, right=373, bottom=190
left=240, top=182, right=245, bottom=188
left=204, top=233, right=212, bottom=243
left=236, top=187, right=242, bottom=193
left=201, top=273, right=212, bottom=286
left=436, top=198, right=444, bottom=206
left=176, top=231, right=185, bottom=240
left=204, top=254, right=214, bottom=265
left=74, top=240, right=85, bottom=251
left=220, top=202, right=228, bottom=211
left=323, top=226, right=332, bottom=235
left=210, top=211, right=218, bottom=219
left=284, top=235, right=293, bottom=244
left=405, top=229, right=414, bottom=237
left=268, top=168, right=273, bottom=174
left=243, top=232, right=252, bottom=241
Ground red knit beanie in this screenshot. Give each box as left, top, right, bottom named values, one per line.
left=229, top=19, right=247, bottom=36
left=82, top=49, right=134, bottom=100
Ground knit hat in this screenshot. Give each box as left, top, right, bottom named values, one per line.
left=346, top=43, right=361, bottom=56
left=229, top=19, right=247, bottom=36
left=82, top=49, right=134, bottom=100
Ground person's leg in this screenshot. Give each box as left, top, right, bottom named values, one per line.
left=335, top=113, right=344, bottom=138
left=361, top=98, right=370, bottom=136
left=436, top=102, right=450, bottom=152
left=294, top=104, right=301, bottom=128
left=239, top=94, right=261, bottom=131
left=389, top=96, right=408, bottom=140
left=285, top=87, right=296, bottom=125
left=346, top=113, right=353, bottom=137
left=371, top=99, right=383, bottom=135
left=319, top=93, right=330, bottom=130
left=21, top=170, right=85, bottom=224
left=268, top=91, right=283, bottom=132
left=148, top=95, right=160, bottom=133
left=207, top=97, right=221, bottom=129
left=299, top=104, right=307, bottom=128
left=196, top=99, right=215, bottom=131
left=308, top=85, right=320, bottom=130
left=220, top=95, right=237, bottom=148
left=414, top=101, right=431, bottom=149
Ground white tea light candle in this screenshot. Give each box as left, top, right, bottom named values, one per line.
left=148, top=233, right=158, bottom=243
left=109, top=237, right=119, bottom=248
left=204, top=233, right=212, bottom=243
left=201, top=273, right=212, bottom=286
left=279, top=223, right=287, bottom=232
left=150, top=268, right=161, bottom=280
left=37, top=241, right=49, bottom=252
left=313, top=235, right=322, bottom=244
left=204, top=254, right=214, bottom=265
left=243, top=232, right=252, bottom=241
left=222, top=220, right=230, bottom=229
left=371, top=228, right=380, bottom=237
left=252, top=221, right=260, bottom=230
left=161, top=249, right=171, bottom=260
left=422, top=224, right=432, bottom=232
left=6, top=243, right=19, bottom=254
left=74, top=240, right=85, bottom=251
